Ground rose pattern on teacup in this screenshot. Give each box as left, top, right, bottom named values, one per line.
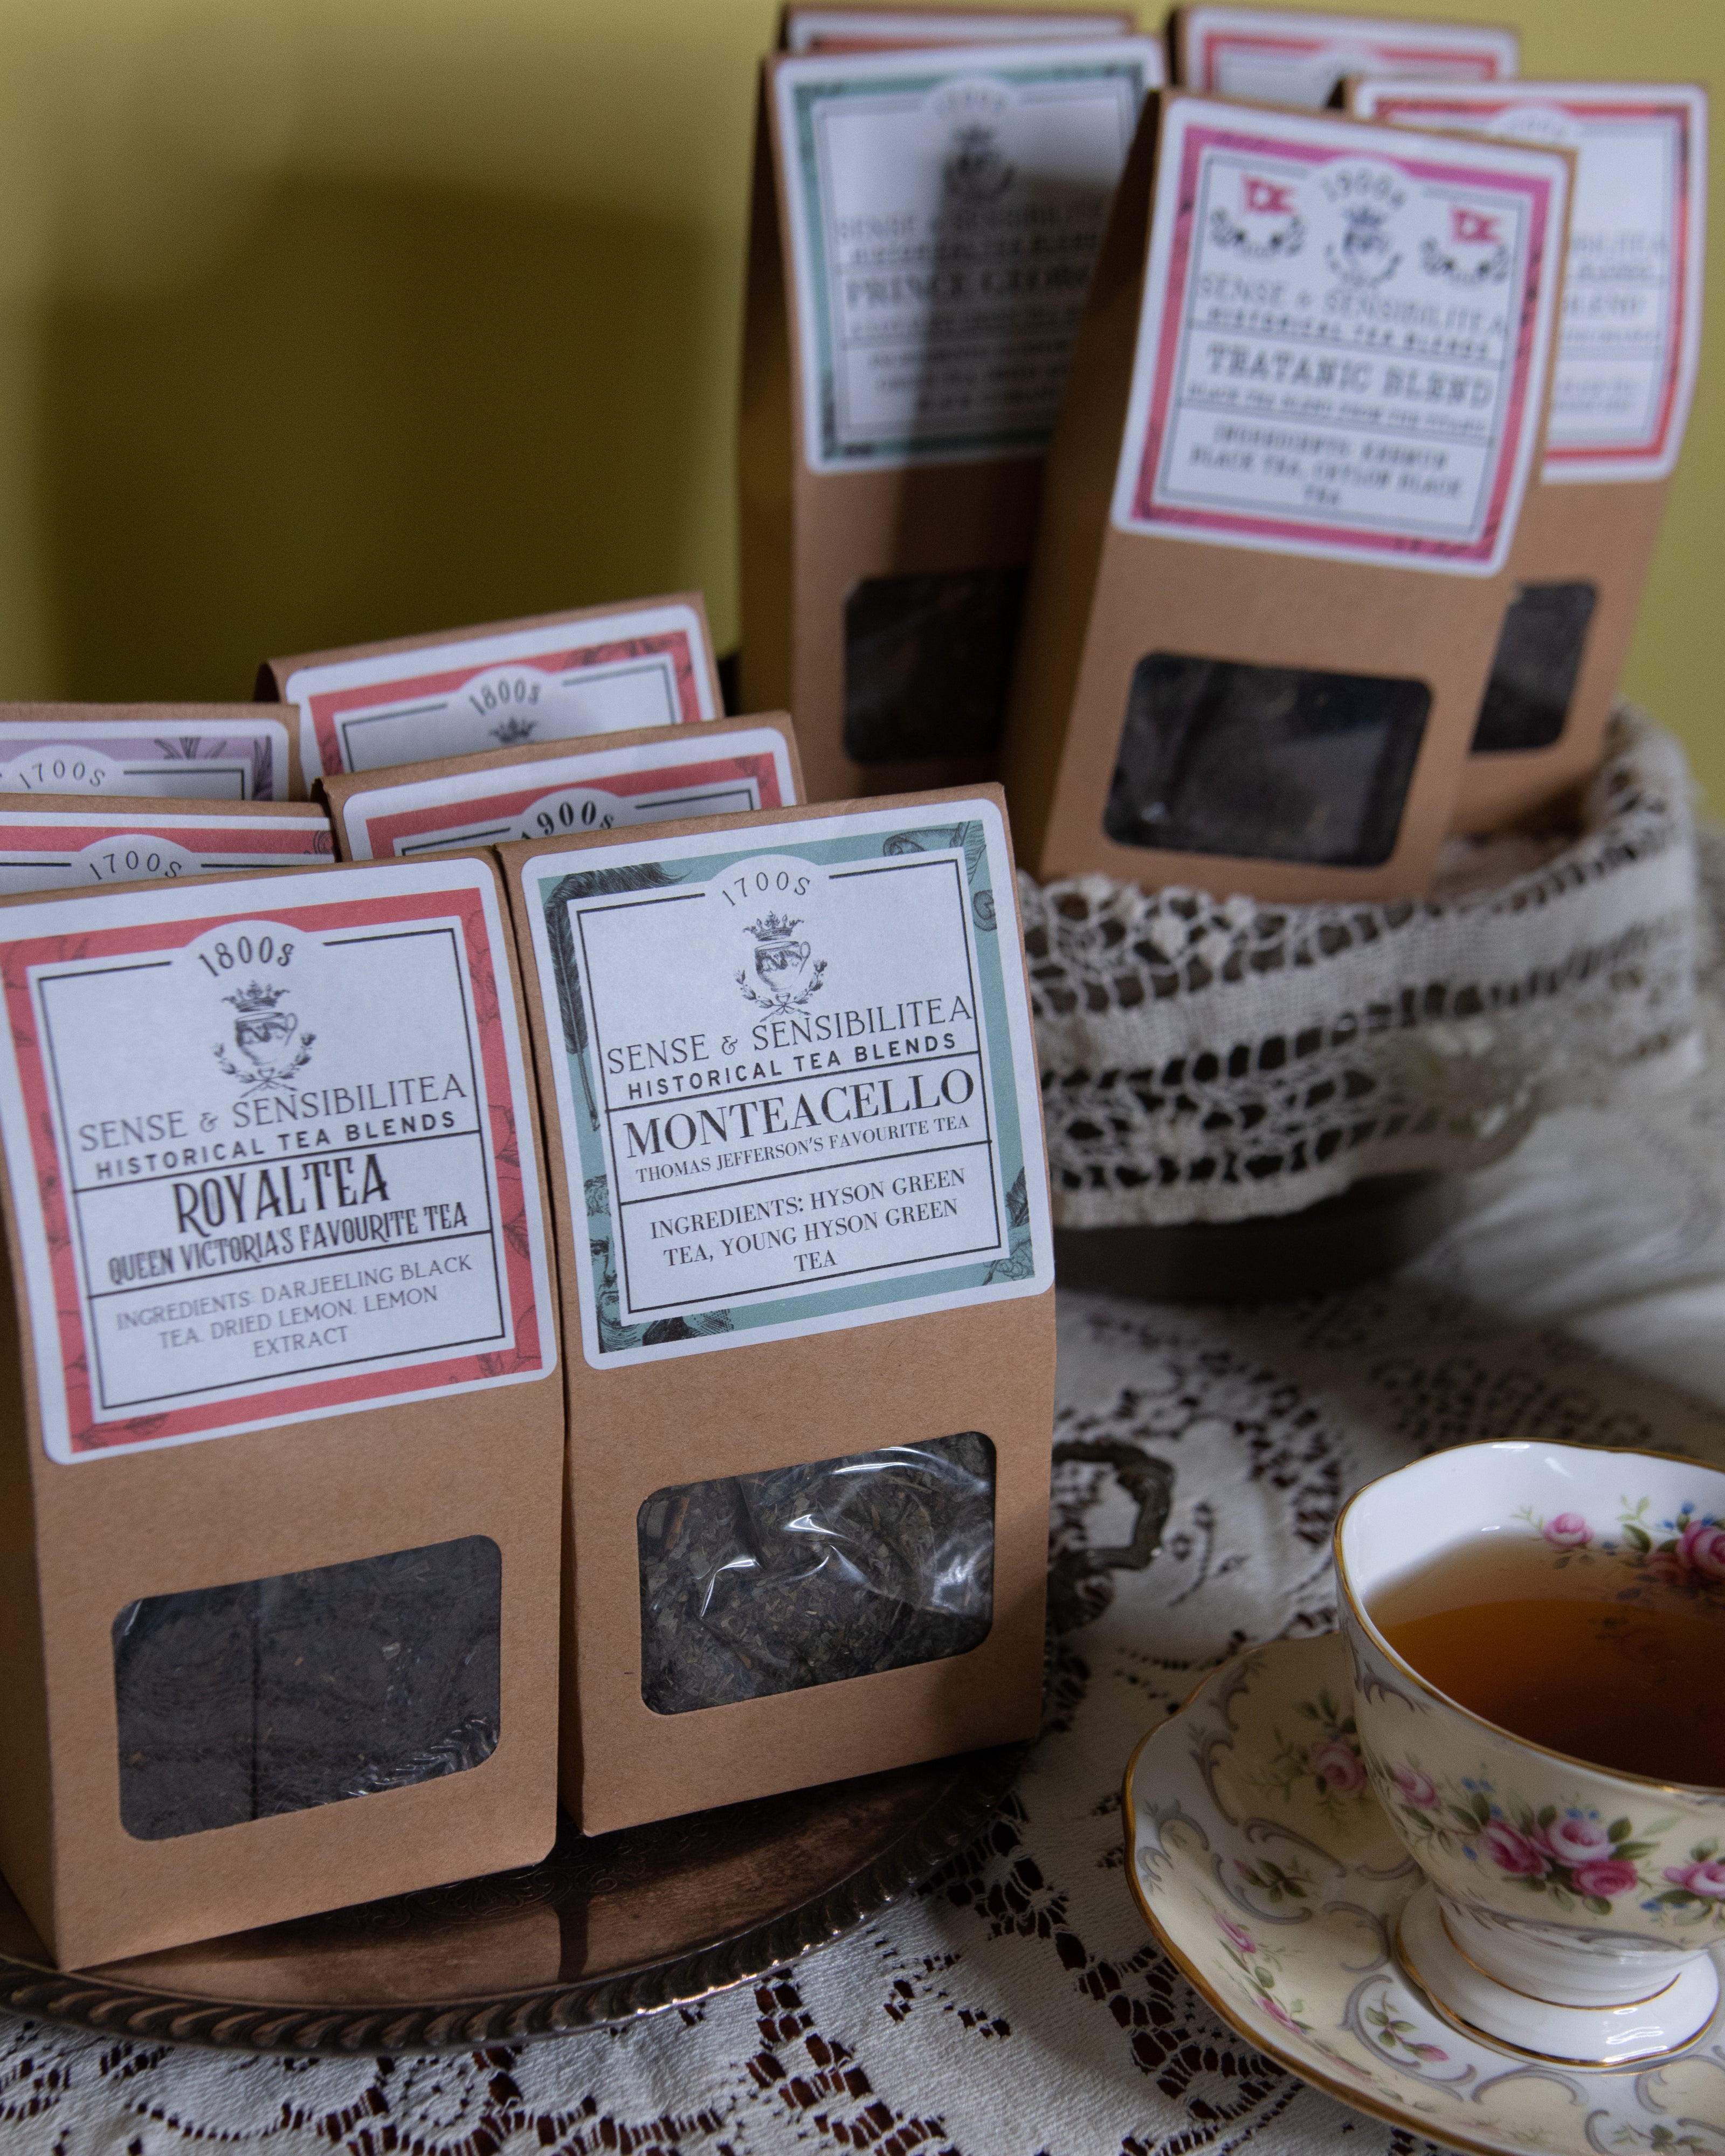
left=1344, top=1611, right=1725, bottom=1963
left=1519, top=1492, right=1725, bottom=1600
left=1358, top=1752, right=1725, bottom=1934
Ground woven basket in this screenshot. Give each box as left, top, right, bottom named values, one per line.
left=1023, top=710, right=1702, bottom=1229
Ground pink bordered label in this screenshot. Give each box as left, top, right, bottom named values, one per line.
left=0, top=806, right=332, bottom=897
left=1109, top=103, right=1569, bottom=576
left=0, top=862, right=555, bottom=1462
left=341, top=725, right=799, bottom=861
left=1179, top=7, right=1516, bottom=108
left=286, top=603, right=719, bottom=782
left=1351, top=82, right=1708, bottom=483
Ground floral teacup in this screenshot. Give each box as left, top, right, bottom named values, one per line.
left=1335, top=1440, right=1725, bottom=2064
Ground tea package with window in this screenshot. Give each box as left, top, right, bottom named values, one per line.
left=0, top=795, right=334, bottom=896
left=258, top=596, right=723, bottom=790
left=0, top=703, right=298, bottom=801
left=320, top=714, right=803, bottom=861
left=501, top=785, right=1054, bottom=1833
left=739, top=33, right=1163, bottom=805
left=999, top=93, right=1573, bottom=898
left=1348, top=80, right=1708, bottom=831
left=0, top=855, right=561, bottom=1966
left=1170, top=6, right=1519, bottom=109
left=780, top=5, right=1135, bottom=53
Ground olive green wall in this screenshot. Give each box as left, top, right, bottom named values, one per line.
left=0, top=0, right=1717, bottom=792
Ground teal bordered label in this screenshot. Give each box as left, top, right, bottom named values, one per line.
left=775, top=41, right=1157, bottom=472
left=522, top=799, right=1052, bottom=1368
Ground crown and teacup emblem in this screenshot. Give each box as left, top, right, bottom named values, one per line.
left=215, top=979, right=315, bottom=1091
left=943, top=123, right=1015, bottom=204
left=736, top=914, right=826, bottom=1014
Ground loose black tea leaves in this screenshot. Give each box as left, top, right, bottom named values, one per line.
left=1472, top=582, right=1598, bottom=755
left=114, top=1537, right=502, bottom=1841
left=844, top=570, right=1027, bottom=764
left=1103, top=652, right=1431, bottom=867
left=637, top=1433, right=996, bottom=1713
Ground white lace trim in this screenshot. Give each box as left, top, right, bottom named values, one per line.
left=1022, top=709, right=1702, bottom=1227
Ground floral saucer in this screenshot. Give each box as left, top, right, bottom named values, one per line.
left=1123, top=1634, right=1725, bottom=2155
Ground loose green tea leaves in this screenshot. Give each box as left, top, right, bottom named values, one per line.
left=113, top=1537, right=501, bottom=1842
left=637, top=1433, right=995, bottom=1713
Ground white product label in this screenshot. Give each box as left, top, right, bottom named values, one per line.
left=0, top=863, right=554, bottom=1460
left=1110, top=102, right=1570, bottom=575
left=340, top=725, right=799, bottom=860
left=776, top=38, right=1161, bottom=471
left=1179, top=8, right=1518, bottom=109
left=520, top=800, right=1051, bottom=1367
left=284, top=602, right=718, bottom=779
left=1353, top=82, right=1708, bottom=482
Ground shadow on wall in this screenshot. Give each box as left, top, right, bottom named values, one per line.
left=38, top=177, right=711, bottom=699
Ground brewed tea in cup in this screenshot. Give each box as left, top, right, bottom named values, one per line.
left=1336, top=1441, right=1725, bottom=2064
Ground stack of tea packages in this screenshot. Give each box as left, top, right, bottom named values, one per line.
left=0, top=0, right=1706, bottom=1970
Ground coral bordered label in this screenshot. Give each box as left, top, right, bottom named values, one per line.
left=522, top=799, right=1052, bottom=1369
left=1180, top=7, right=1517, bottom=109
left=341, top=725, right=799, bottom=860
left=1110, top=103, right=1570, bottom=575
left=0, top=862, right=554, bottom=1461
left=0, top=806, right=332, bottom=895
left=1353, top=82, right=1708, bottom=483
left=285, top=603, right=719, bottom=781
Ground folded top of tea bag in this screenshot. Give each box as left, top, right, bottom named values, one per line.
left=781, top=3, right=1135, bottom=52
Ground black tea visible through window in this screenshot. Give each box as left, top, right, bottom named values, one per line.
left=114, top=1536, right=501, bottom=1841
left=638, top=1433, right=995, bottom=1714
left=1471, top=582, right=1597, bottom=755
left=844, top=570, right=1026, bottom=764
left=1103, top=652, right=1431, bottom=867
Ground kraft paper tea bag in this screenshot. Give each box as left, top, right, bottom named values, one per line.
left=1170, top=6, right=1519, bottom=108
left=1348, top=80, right=1708, bottom=831
left=0, top=704, right=298, bottom=802
left=740, top=34, right=1164, bottom=806
left=999, top=93, right=1573, bottom=899
left=259, top=596, right=723, bottom=790
left=781, top=5, right=1135, bottom=52
left=321, top=714, right=803, bottom=861
left=0, top=855, right=561, bottom=1966
left=500, top=786, right=1054, bottom=1833
left=0, top=796, right=333, bottom=896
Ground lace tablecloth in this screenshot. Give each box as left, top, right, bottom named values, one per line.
left=7, top=841, right=1725, bottom=2156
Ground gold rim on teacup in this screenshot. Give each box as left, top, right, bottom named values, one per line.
left=1332, top=1440, right=1725, bottom=1800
